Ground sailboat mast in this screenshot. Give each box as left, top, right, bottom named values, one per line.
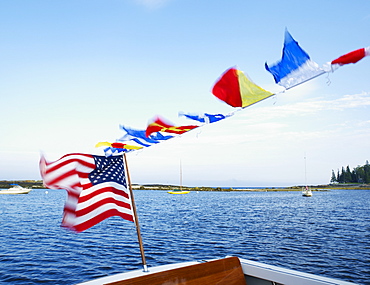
left=304, top=153, right=307, bottom=186
left=180, top=160, right=182, bottom=191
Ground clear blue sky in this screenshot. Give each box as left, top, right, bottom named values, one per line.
left=1, top=0, right=369, bottom=187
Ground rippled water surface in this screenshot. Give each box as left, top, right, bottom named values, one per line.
left=0, top=189, right=369, bottom=284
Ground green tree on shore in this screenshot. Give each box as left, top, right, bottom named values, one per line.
left=330, top=170, right=336, bottom=183
left=331, top=161, right=370, bottom=183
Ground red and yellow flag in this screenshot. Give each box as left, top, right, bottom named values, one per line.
left=212, top=67, right=273, bottom=108
left=145, top=117, right=198, bottom=137
left=95, top=142, right=143, bottom=150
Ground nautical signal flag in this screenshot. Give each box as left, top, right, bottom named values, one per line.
left=331, top=47, right=370, bottom=66
left=39, top=153, right=134, bottom=232
left=95, top=142, right=143, bottom=150
left=119, top=125, right=173, bottom=147
left=212, top=67, right=273, bottom=108
left=179, top=112, right=231, bottom=124
left=265, top=30, right=324, bottom=89
left=145, top=116, right=199, bottom=137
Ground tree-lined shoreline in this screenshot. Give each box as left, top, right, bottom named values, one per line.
left=331, top=161, right=370, bottom=184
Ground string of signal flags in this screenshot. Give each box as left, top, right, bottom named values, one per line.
left=96, top=29, right=369, bottom=157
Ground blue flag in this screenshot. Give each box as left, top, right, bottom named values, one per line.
left=118, top=125, right=173, bottom=147
left=180, top=112, right=230, bottom=124
left=265, top=29, right=324, bottom=89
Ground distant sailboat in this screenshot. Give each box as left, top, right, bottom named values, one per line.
left=168, top=160, right=190, bottom=194
left=302, top=154, right=312, bottom=197
left=302, top=185, right=312, bottom=197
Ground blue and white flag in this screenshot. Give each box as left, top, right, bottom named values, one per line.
left=103, top=147, right=126, bottom=157
left=118, top=125, right=173, bottom=147
left=179, top=112, right=231, bottom=124
left=265, top=29, right=324, bottom=89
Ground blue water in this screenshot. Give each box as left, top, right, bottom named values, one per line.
left=0, top=189, right=369, bottom=284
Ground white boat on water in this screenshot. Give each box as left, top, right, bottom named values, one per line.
left=302, top=186, right=313, bottom=197
left=78, top=256, right=356, bottom=285
left=0, top=184, right=31, bottom=194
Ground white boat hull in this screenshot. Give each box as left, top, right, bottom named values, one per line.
left=302, top=186, right=313, bottom=197
left=77, top=256, right=356, bottom=285
left=0, top=186, right=31, bottom=194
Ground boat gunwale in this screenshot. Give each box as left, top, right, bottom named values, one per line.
left=76, top=256, right=357, bottom=285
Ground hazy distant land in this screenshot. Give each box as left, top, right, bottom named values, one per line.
left=1, top=180, right=370, bottom=191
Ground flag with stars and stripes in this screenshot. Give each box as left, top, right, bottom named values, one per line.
left=39, top=153, right=134, bottom=232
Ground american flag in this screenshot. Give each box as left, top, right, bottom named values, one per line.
left=39, top=153, right=134, bottom=232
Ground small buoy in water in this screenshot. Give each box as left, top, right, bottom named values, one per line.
left=45, top=191, right=48, bottom=194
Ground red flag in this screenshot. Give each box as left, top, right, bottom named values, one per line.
left=331, top=47, right=370, bottom=65
left=145, top=117, right=198, bottom=137
left=40, top=153, right=134, bottom=232
left=212, top=68, right=242, bottom=107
